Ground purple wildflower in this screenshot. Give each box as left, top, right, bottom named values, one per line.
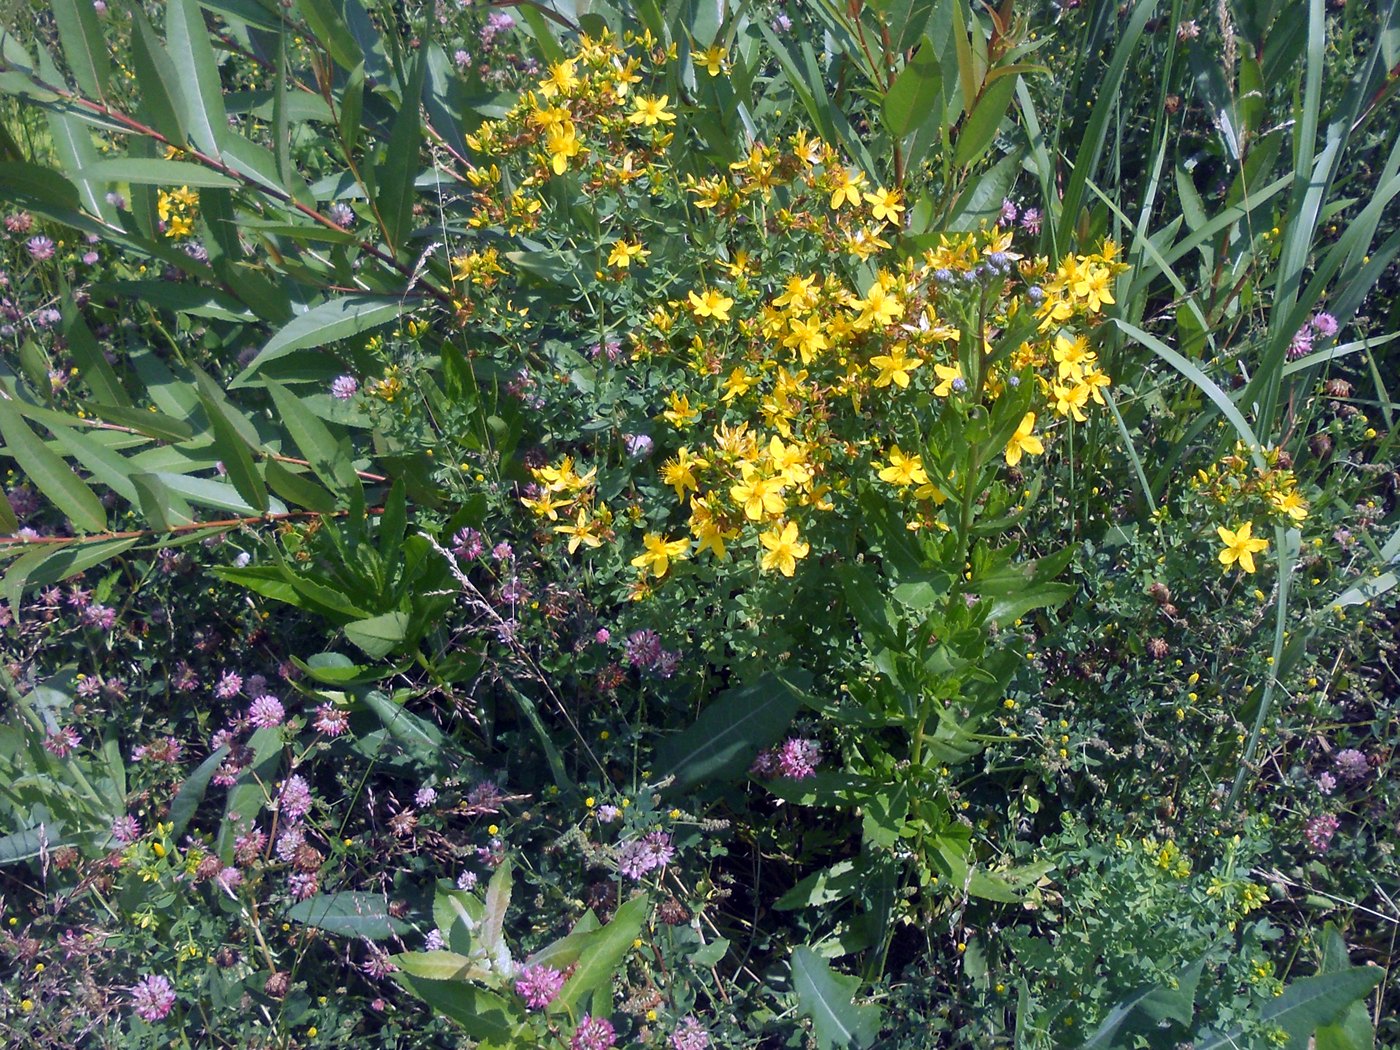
left=313, top=703, right=349, bottom=737
left=1334, top=749, right=1369, bottom=780
left=452, top=526, right=484, bottom=559
left=1020, top=207, right=1042, bottom=235
left=999, top=199, right=1018, bottom=225
left=625, top=433, right=654, bottom=459
left=275, top=826, right=304, bottom=862
left=111, top=815, right=141, bottom=845
left=671, top=1016, right=711, bottom=1050
left=328, top=202, right=355, bottom=228
left=624, top=629, right=663, bottom=669
left=1310, top=311, right=1339, bottom=338
left=247, top=695, right=285, bottom=728
left=1287, top=327, right=1314, bottom=361
left=414, top=786, right=438, bottom=808
left=515, top=964, right=566, bottom=1009
left=279, top=775, right=313, bottom=822
left=1317, top=771, right=1337, bottom=795
left=424, top=929, right=444, bottom=950
left=288, top=871, right=319, bottom=900
left=777, top=738, right=822, bottom=780
left=331, top=374, right=358, bottom=400
left=617, top=830, right=675, bottom=880
left=130, top=974, right=176, bottom=1022
left=1303, top=813, right=1340, bottom=853
left=214, top=669, right=243, bottom=699
left=27, top=236, right=55, bottom=261
left=456, top=870, right=478, bottom=891
left=44, top=727, right=81, bottom=757
left=571, top=1014, right=617, bottom=1050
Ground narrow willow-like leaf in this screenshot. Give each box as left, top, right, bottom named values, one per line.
left=165, top=0, right=229, bottom=158
left=129, top=6, right=188, bottom=143
left=234, top=297, right=407, bottom=383
left=0, top=400, right=106, bottom=532
left=77, top=158, right=241, bottom=189
left=52, top=0, right=111, bottom=100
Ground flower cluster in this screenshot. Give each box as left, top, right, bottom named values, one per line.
left=156, top=185, right=199, bottom=240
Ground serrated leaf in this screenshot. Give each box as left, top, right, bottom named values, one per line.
left=792, top=946, right=882, bottom=1049
left=285, top=891, right=408, bottom=940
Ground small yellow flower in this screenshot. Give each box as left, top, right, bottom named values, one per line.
left=631, top=533, right=691, bottom=578
left=878, top=446, right=929, bottom=487
left=1217, top=522, right=1269, bottom=574
left=627, top=94, right=676, bottom=126
left=759, top=520, right=810, bottom=577
left=1004, top=412, right=1045, bottom=467
left=691, top=45, right=728, bottom=76
left=688, top=288, right=734, bottom=321
left=863, top=187, right=904, bottom=225
left=607, top=239, right=650, bottom=269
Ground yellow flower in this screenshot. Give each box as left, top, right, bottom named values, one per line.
left=660, top=447, right=708, bottom=500
left=863, top=187, right=904, bottom=225
left=828, top=166, right=868, bottom=210
left=878, top=446, right=929, bottom=487
left=730, top=466, right=786, bottom=520
left=691, top=45, right=728, bottom=76
left=783, top=316, right=828, bottom=364
left=554, top=509, right=603, bottom=554
left=759, top=520, right=810, bottom=576
left=1049, top=381, right=1090, bottom=422
left=545, top=122, right=581, bottom=175
left=662, top=391, right=702, bottom=428
left=538, top=58, right=580, bottom=97
left=687, top=288, right=734, bottom=321
left=1004, top=412, right=1045, bottom=467
left=772, top=273, right=818, bottom=310
left=869, top=347, right=921, bottom=389
left=1217, top=522, right=1269, bottom=574
left=932, top=362, right=965, bottom=397
left=631, top=533, right=690, bottom=578
left=1270, top=488, right=1309, bottom=523
left=628, top=94, right=676, bottom=126
left=721, top=367, right=758, bottom=402
left=689, top=497, right=735, bottom=559
left=607, top=239, right=650, bottom=269
left=521, top=490, right=566, bottom=521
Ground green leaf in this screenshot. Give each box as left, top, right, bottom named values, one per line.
left=215, top=725, right=282, bottom=860
left=791, top=946, right=882, bottom=1049
left=76, top=158, right=241, bottom=190
left=294, top=0, right=364, bottom=71
left=63, top=308, right=128, bottom=406
left=285, top=891, right=409, bottom=940
left=129, top=7, right=187, bottom=144
left=1081, top=958, right=1202, bottom=1048
left=558, top=895, right=649, bottom=1015
left=345, top=611, right=410, bottom=659
left=656, top=671, right=810, bottom=789
left=776, top=860, right=863, bottom=911
left=883, top=39, right=942, bottom=138
left=1314, top=925, right=1378, bottom=1050
left=1, top=538, right=139, bottom=614
left=78, top=401, right=194, bottom=442
left=376, top=51, right=426, bottom=255
left=193, top=371, right=268, bottom=514
left=168, top=746, right=228, bottom=839
left=952, top=73, right=1017, bottom=169
left=391, top=950, right=490, bottom=982
left=166, top=0, right=229, bottom=158
left=233, top=297, right=407, bottom=383
left=392, top=975, right=516, bottom=1047
left=361, top=689, right=445, bottom=757
left=265, top=380, right=361, bottom=498
left=984, top=582, right=1074, bottom=626
left=0, top=399, right=106, bottom=532
left=52, top=0, right=111, bottom=99
left=264, top=459, right=338, bottom=513
left=1196, top=968, right=1384, bottom=1050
